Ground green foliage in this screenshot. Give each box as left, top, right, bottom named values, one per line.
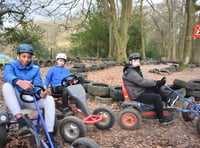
left=145, top=42, right=161, bottom=60
left=3, top=21, right=48, bottom=59
left=70, top=2, right=109, bottom=58
left=127, top=12, right=143, bottom=56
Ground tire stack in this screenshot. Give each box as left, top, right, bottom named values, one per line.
left=83, top=81, right=124, bottom=105
left=172, top=79, right=200, bottom=103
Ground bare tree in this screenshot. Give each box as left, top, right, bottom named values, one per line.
left=103, top=0, right=132, bottom=64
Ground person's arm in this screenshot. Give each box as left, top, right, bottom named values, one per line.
left=44, top=67, right=54, bottom=88
left=3, top=62, right=34, bottom=90
left=3, top=63, right=19, bottom=85
left=127, top=70, right=156, bottom=87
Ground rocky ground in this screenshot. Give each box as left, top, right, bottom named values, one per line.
left=1, top=63, right=200, bottom=148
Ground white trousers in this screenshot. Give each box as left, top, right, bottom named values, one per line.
left=2, top=82, right=55, bottom=132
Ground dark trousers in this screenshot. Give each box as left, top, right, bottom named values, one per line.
left=135, top=88, right=169, bottom=119
left=54, top=76, right=85, bottom=109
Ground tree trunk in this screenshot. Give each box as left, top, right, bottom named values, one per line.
left=140, top=0, right=146, bottom=60
left=180, top=0, right=195, bottom=67
left=103, top=0, right=132, bottom=64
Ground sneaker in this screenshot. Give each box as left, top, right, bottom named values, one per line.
left=159, top=116, right=173, bottom=124
left=18, top=125, right=32, bottom=136
left=167, top=93, right=179, bottom=106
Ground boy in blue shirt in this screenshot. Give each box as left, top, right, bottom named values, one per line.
left=44, top=53, right=84, bottom=115
left=2, top=44, right=62, bottom=147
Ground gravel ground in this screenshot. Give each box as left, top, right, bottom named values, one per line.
left=1, top=63, right=200, bottom=148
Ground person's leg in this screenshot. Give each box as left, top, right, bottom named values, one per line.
left=55, top=86, right=68, bottom=108
left=2, top=83, right=31, bottom=135
left=155, top=88, right=169, bottom=103
left=25, top=95, right=62, bottom=147
left=136, top=92, right=164, bottom=119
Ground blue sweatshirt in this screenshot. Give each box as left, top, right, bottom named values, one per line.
left=3, top=60, right=43, bottom=93
left=44, top=65, right=70, bottom=88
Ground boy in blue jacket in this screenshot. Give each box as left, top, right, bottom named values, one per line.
left=44, top=53, right=84, bottom=115
left=2, top=44, right=62, bottom=148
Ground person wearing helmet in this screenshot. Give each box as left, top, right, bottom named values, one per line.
left=44, top=53, right=84, bottom=116
left=122, top=52, right=177, bottom=124
left=2, top=44, right=63, bottom=148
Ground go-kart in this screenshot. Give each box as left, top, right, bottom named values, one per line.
left=118, top=79, right=178, bottom=130
left=0, top=85, right=55, bottom=148
left=51, top=75, right=116, bottom=143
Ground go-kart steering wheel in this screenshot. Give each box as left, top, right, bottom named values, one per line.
left=61, top=75, right=77, bottom=87
left=20, top=85, right=45, bottom=103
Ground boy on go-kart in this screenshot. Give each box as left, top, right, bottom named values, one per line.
left=2, top=44, right=62, bottom=147
left=44, top=53, right=84, bottom=116
left=122, top=53, right=178, bottom=124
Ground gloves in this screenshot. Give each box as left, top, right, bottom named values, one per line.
left=156, top=77, right=166, bottom=88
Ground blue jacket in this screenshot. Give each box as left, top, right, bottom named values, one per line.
left=3, top=60, right=43, bottom=93
left=44, top=65, right=70, bottom=88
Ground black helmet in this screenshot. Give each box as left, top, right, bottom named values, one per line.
left=16, top=44, right=34, bottom=55
left=128, top=53, right=141, bottom=61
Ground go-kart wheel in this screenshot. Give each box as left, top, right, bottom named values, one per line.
left=71, top=137, right=99, bottom=148
left=59, top=116, right=86, bottom=143
left=28, top=130, right=42, bottom=148
left=92, top=106, right=115, bottom=130
left=0, top=125, right=7, bottom=146
left=118, top=108, right=142, bottom=130
left=196, top=118, right=200, bottom=135
left=182, top=101, right=195, bottom=121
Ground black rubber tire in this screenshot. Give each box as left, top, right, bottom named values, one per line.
left=28, top=130, right=42, bottom=148
left=92, top=106, right=115, bottom=130
left=182, top=101, right=195, bottom=121
left=87, top=82, right=111, bottom=97
left=71, top=137, right=100, bottom=148
left=59, top=116, right=86, bottom=143
left=53, top=115, right=58, bottom=136
left=110, top=85, right=124, bottom=101
left=118, top=108, right=142, bottom=130
left=188, top=79, right=200, bottom=90
left=186, top=90, right=200, bottom=98
left=196, top=118, right=200, bottom=135
left=173, top=79, right=191, bottom=90
left=0, top=125, right=7, bottom=146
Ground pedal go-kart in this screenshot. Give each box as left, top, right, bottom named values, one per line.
left=52, top=75, right=116, bottom=143
left=118, top=79, right=178, bottom=130
left=0, top=85, right=55, bottom=148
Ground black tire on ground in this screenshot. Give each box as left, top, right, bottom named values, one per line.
left=188, top=79, right=200, bottom=90
left=59, top=116, right=86, bottom=143
left=186, top=90, right=200, bottom=98
left=182, top=101, right=195, bottom=122
left=173, top=79, right=192, bottom=90
left=53, top=115, right=58, bottom=136
left=92, top=106, right=115, bottom=130
left=118, top=108, right=142, bottom=130
left=110, top=85, right=124, bottom=101
left=87, top=82, right=111, bottom=97
left=71, top=137, right=100, bottom=148
left=28, top=130, right=42, bottom=148
left=0, top=125, right=7, bottom=146
left=196, top=118, right=200, bottom=135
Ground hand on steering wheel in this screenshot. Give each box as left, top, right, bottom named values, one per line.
left=61, top=75, right=78, bottom=87
left=20, top=85, right=45, bottom=103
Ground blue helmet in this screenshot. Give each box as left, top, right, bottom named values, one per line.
left=16, top=44, right=34, bottom=55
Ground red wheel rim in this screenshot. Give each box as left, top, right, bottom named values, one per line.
left=121, top=113, right=137, bottom=127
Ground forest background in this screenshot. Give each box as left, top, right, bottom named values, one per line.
left=0, top=0, right=200, bottom=66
